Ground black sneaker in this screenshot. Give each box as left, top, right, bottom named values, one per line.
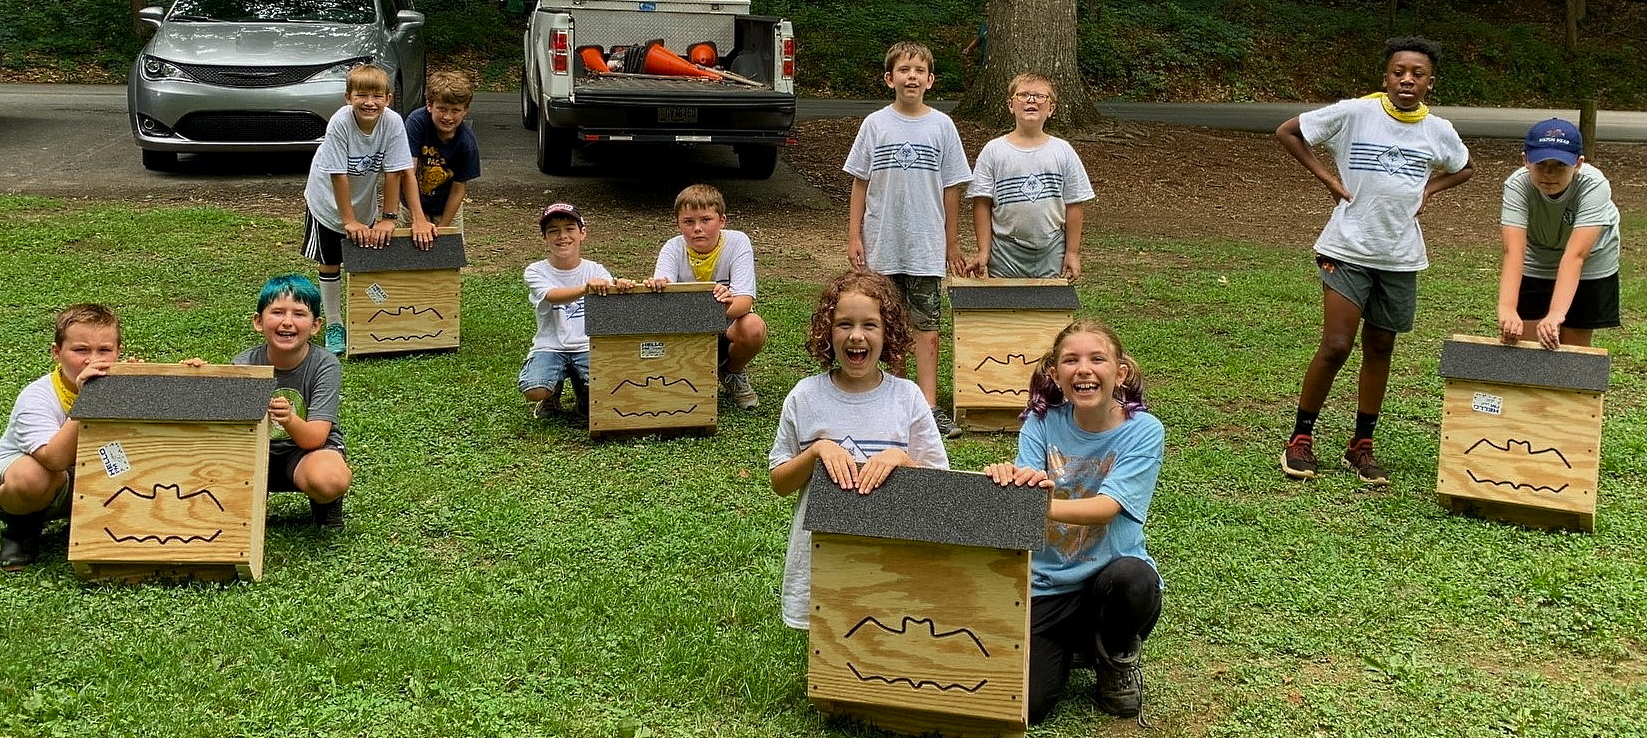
left=931, top=407, right=962, bottom=439
left=1280, top=433, right=1318, bottom=479
left=1094, top=647, right=1144, bottom=718
left=310, top=498, right=345, bottom=531
left=0, top=511, right=45, bottom=572
left=571, top=378, right=590, bottom=420
left=1342, top=438, right=1390, bottom=485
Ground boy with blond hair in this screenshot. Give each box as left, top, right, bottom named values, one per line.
left=1, top=304, right=121, bottom=569
left=404, top=70, right=482, bottom=245
left=302, top=63, right=416, bottom=355
left=968, top=72, right=1094, bottom=280
left=643, top=184, right=769, bottom=409
left=844, top=40, right=972, bottom=438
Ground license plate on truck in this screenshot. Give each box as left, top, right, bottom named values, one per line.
left=658, top=107, right=698, bottom=123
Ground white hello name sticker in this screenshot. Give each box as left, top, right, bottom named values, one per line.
left=366, top=283, right=389, bottom=304
left=1472, top=392, right=1504, bottom=415
left=639, top=341, right=665, bottom=359
left=99, top=441, right=132, bottom=478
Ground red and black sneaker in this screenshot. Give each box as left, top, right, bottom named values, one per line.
left=1342, top=438, right=1390, bottom=485
left=1280, top=434, right=1318, bottom=479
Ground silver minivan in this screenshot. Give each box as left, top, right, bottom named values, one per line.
left=128, top=0, right=426, bottom=170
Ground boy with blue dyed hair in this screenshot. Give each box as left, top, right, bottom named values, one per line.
left=188, top=275, right=351, bottom=529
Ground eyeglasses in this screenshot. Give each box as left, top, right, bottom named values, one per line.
left=1012, top=92, right=1052, bottom=103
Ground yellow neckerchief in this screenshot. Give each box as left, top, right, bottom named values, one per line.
left=1362, top=92, right=1428, bottom=123
left=50, top=365, right=78, bottom=414
left=686, top=234, right=724, bottom=283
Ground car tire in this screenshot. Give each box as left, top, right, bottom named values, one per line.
left=736, top=144, right=779, bottom=179
left=521, top=70, right=539, bottom=131
left=537, top=119, right=572, bottom=175
left=141, top=149, right=177, bottom=172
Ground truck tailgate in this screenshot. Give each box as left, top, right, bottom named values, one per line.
left=573, top=77, right=795, bottom=109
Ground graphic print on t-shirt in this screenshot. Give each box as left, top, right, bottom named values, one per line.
left=418, top=145, right=452, bottom=196
left=347, top=151, right=388, bottom=177
left=1350, top=142, right=1433, bottom=181
left=808, top=435, right=909, bottom=461
left=993, top=172, right=1065, bottom=205
left=872, top=142, right=942, bottom=172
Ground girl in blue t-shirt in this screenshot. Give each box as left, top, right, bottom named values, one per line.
left=985, top=318, right=1164, bottom=723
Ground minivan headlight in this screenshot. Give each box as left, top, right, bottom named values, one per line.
left=309, top=56, right=375, bottom=82
left=141, top=56, right=188, bottom=81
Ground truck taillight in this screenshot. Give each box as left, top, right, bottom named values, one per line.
left=781, top=37, right=794, bottom=80
left=552, top=30, right=570, bottom=75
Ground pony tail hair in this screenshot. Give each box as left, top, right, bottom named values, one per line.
left=1116, top=352, right=1148, bottom=418
left=1019, top=349, right=1064, bottom=421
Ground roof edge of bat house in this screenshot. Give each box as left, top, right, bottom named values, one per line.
left=947, top=277, right=1079, bottom=432
left=804, top=464, right=1047, bottom=735
left=1436, top=334, right=1608, bottom=532
left=345, top=229, right=467, bottom=358
left=68, top=363, right=275, bottom=582
left=585, top=282, right=725, bottom=438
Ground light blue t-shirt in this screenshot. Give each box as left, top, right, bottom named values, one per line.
left=1014, top=405, right=1164, bottom=596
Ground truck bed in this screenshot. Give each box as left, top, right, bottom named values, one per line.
left=572, top=75, right=796, bottom=108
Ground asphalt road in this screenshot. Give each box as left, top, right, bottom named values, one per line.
left=2, top=83, right=1643, bottom=203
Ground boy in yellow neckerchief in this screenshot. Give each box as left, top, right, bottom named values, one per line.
left=1274, top=35, right=1474, bottom=487
left=644, top=184, right=769, bottom=410
left=1, top=304, right=121, bottom=570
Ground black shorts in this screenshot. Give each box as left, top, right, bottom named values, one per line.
left=1517, top=273, right=1621, bottom=330
left=267, top=446, right=345, bottom=493
left=302, top=211, right=347, bottom=267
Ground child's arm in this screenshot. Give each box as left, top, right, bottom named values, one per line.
left=1275, top=117, right=1351, bottom=203
left=1420, top=160, right=1474, bottom=215
left=371, top=169, right=409, bottom=245
left=944, top=183, right=966, bottom=275
left=847, top=177, right=869, bottom=269
left=331, top=173, right=376, bottom=246
left=1496, top=225, right=1529, bottom=344
left=856, top=447, right=913, bottom=493
left=770, top=439, right=854, bottom=495
left=270, top=397, right=332, bottom=451
left=404, top=170, right=437, bottom=249
left=969, top=197, right=993, bottom=277
left=1536, top=228, right=1602, bottom=349
left=21, top=360, right=108, bottom=469
left=1062, top=202, right=1085, bottom=281
left=435, top=181, right=467, bottom=229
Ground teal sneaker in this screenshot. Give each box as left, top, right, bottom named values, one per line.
left=324, top=322, right=346, bottom=356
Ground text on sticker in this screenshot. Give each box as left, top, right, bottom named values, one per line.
left=1472, top=392, right=1504, bottom=415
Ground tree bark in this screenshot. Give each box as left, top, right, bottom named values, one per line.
left=953, top=0, right=1099, bottom=130
left=1566, top=0, right=1585, bottom=51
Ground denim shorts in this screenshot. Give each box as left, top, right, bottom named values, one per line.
left=518, top=350, right=590, bottom=393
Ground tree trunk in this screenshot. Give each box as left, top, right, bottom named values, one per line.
left=1565, top=0, right=1585, bottom=51
left=953, top=0, right=1099, bottom=130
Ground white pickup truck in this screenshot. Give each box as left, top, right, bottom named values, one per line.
left=520, top=0, right=796, bottom=177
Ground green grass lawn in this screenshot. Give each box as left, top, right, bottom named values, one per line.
left=1, top=195, right=1645, bottom=738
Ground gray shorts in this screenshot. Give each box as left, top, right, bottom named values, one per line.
left=889, top=274, right=943, bottom=332
left=0, top=450, right=74, bottom=519
left=1316, top=254, right=1417, bottom=333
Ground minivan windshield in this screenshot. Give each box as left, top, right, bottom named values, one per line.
left=166, top=0, right=375, bottom=24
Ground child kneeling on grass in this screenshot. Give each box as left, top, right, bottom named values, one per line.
left=768, top=270, right=949, bottom=629
left=520, top=203, right=634, bottom=420
left=0, top=304, right=122, bottom=570
left=984, top=318, right=1164, bottom=723
left=186, top=275, right=352, bottom=530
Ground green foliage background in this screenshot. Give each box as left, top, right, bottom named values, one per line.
left=0, top=0, right=1643, bottom=104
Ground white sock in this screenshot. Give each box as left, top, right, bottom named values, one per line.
left=319, top=273, right=342, bottom=326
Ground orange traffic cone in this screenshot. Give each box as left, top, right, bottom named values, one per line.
left=687, top=42, right=718, bottom=67
left=640, top=41, right=721, bottom=80
left=579, top=46, right=609, bottom=73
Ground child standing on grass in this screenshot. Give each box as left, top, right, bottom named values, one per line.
left=1275, top=36, right=1473, bottom=486
left=984, top=318, right=1164, bottom=723
left=1496, top=118, right=1622, bottom=350
left=844, top=40, right=972, bottom=439
left=302, top=63, right=416, bottom=355
left=769, top=270, right=949, bottom=629
left=520, top=204, right=634, bottom=420
left=642, top=184, right=769, bottom=410
left=403, top=70, right=481, bottom=245
left=967, top=73, right=1094, bottom=281
left=0, top=304, right=121, bottom=570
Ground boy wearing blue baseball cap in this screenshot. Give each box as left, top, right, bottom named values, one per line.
left=1496, top=118, right=1622, bottom=349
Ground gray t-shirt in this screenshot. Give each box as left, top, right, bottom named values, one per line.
left=304, top=105, right=415, bottom=232
left=233, top=344, right=346, bottom=454
left=767, top=371, right=950, bottom=629
left=843, top=106, right=972, bottom=277
left=1500, top=165, right=1620, bottom=280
